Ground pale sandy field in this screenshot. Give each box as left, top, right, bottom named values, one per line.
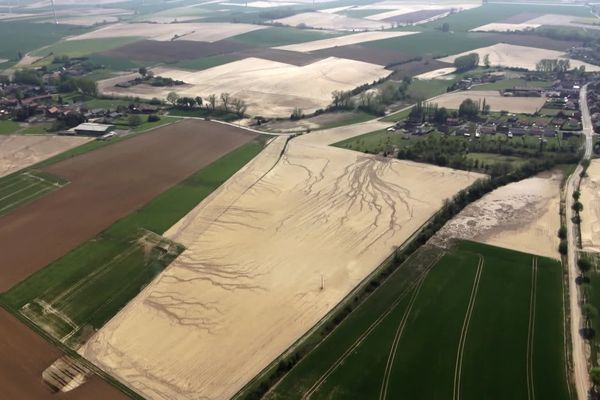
left=414, top=67, right=456, bottom=80
left=432, top=90, right=545, bottom=113
left=0, top=135, right=91, bottom=178
left=274, top=31, right=417, bottom=52
left=580, top=159, right=600, bottom=252
left=82, top=135, right=482, bottom=400
left=274, top=12, right=392, bottom=30
left=25, top=0, right=124, bottom=7
left=363, top=4, right=476, bottom=21
left=471, top=22, right=540, bottom=32
left=67, top=22, right=265, bottom=42
left=352, top=1, right=479, bottom=11
left=439, top=43, right=600, bottom=71
left=525, top=14, right=600, bottom=31
left=433, top=170, right=562, bottom=259
left=99, top=57, right=392, bottom=117
left=51, top=15, right=120, bottom=26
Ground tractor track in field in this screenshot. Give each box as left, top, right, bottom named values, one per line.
left=301, top=252, right=443, bottom=400
left=527, top=257, right=538, bottom=400
left=452, top=254, right=484, bottom=400
left=378, top=270, right=427, bottom=400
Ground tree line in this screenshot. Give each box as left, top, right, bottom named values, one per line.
left=166, top=91, right=248, bottom=117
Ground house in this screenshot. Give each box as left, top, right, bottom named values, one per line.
left=71, top=122, right=115, bottom=136
left=509, top=127, right=528, bottom=136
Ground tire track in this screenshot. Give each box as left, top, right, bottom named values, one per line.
left=301, top=252, right=442, bottom=400
left=453, top=255, right=484, bottom=400
left=526, top=256, right=538, bottom=400
left=378, top=271, right=428, bottom=400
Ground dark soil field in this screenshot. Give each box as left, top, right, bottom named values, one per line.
left=233, top=47, right=324, bottom=66
left=0, top=308, right=129, bottom=400
left=500, top=12, right=542, bottom=24
left=490, top=33, right=580, bottom=51
left=384, top=9, right=450, bottom=24
left=101, top=39, right=253, bottom=63
left=312, top=44, right=414, bottom=67
left=389, top=58, right=452, bottom=79
left=101, top=39, right=323, bottom=66
left=0, top=119, right=257, bottom=291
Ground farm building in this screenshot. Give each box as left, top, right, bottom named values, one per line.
left=70, top=123, right=115, bottom=136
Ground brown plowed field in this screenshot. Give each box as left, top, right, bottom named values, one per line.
left=383, top=9, right=450, bottom=24
left=0, top=308, right=130, bottom=400
left=0, top=119, right=257, bottom=291
left=101, top=39, right=323, bottom=66
left=389, top=58, right=451, bottom=79
left=501, top=12, right=542, bottom=24
left=232, top=48, right=324, bottom=66
left=101, top=39, right=253, bottom=63
left=312, top=44, right=414, bottom=66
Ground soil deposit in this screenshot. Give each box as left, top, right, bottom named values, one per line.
left=433, top=170, right=562, bottom=258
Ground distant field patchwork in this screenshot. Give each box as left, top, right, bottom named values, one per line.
left=267, top=241, right=569, bottom=400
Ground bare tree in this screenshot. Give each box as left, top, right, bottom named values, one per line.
left=220, top=92, right=231, bottom=112
left=207, top=94, right=217, bottom=111
left=232, top=98, right=247, bottom=117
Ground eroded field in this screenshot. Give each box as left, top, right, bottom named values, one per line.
left=0, top=120, right=257, bottom=291
left=431, top=90, right=546, bottom=113
left=82, top=136, right=482, bottom=400
left=433, top=170, right=562, bottom=259
left=0, top=135, right=91, bottom=178
left=581, top=159, right=600, bottom=252
left=100, top=57, right=392, bottom=117
left=439, top=43, right=600, bottom=71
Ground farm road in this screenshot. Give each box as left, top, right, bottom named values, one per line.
left=565, top=83, right=593, bottom=400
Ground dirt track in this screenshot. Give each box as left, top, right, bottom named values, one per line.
left=0, top=308, right=129, bottom=400
left=0, top=120, right=257, bottom=291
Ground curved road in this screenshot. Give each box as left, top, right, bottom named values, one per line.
left=566, top=83, right=593, bottom=400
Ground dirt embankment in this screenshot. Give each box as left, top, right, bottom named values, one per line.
left=0, top=120, right=257, bottom=291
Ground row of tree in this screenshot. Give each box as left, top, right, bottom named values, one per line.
left=454, top=53, right=480, bottom=73
left=535, top=58, right=571, bottom=73
left=166, top=91, right=248, bottom=117
left=329, top=77, right=412, bottom=117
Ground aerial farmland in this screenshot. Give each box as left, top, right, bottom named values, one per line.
left=0, top=0, right=599, bottom=399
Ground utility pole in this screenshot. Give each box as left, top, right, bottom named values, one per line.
left=50, top=0, right=58, bottom=24
left=320, top=274, right=324, bottom=291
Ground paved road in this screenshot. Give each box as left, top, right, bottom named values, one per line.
left=566, top=83, right=593, bottom=400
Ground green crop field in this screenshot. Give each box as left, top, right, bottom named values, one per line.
left=32, top=37, right=143, bottom=58
left=230, top=27, right=344, bottom=48
left=174, top=54, right=239, bottom=71
left=0, top=171, right=67, bottom=216
left=0, top=21, right=86, bottom=61
left=365, top=31, right=497, bottom=58
left=419, top=3, right=590, bottom=32
left=1, top=138, right=267, bottom=348
left=266, top=241, right=569, bottom=400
